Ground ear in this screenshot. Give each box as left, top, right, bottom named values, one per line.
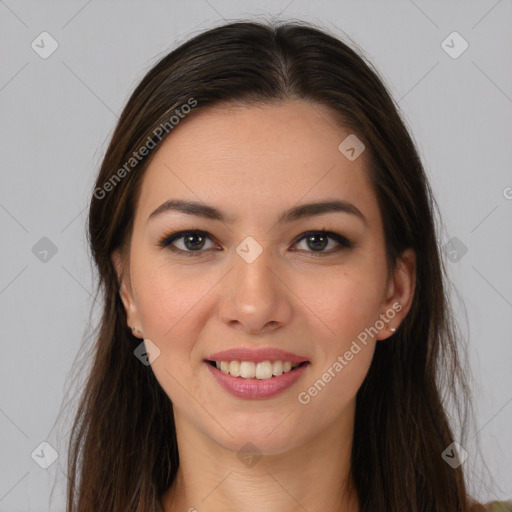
left=375, top=248, right=416, bottom=341
left=111, top=249, right=144, bottom=339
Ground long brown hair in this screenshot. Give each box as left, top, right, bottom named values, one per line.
left=65, top=18, right=482, bottom=511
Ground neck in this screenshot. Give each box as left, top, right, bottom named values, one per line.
left=161, top=402, right=359, bottom=512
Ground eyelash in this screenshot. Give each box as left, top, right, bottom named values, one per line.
left=157, top=229, right=354, bottom=258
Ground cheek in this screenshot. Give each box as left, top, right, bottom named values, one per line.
left=131, top=263, right=215, bottom=404
left=298, top=264, right=387, bottom=345
left=294, top=271, right=381, bottom=412
left=131, top=258, right=213, bottom=351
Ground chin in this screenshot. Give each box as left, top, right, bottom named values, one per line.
left=204, top=413, right=311, bottom=456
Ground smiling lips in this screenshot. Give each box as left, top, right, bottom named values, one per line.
left=205, top=347, right=310, bottom=399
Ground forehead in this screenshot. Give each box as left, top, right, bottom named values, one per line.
left=135, top=100, right=380, bottom=228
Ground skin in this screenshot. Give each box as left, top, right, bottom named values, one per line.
left=112, top=100, right=416, bottom=512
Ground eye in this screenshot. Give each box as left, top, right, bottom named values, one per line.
left=158, top=230, right=218, bottom=257
left=158, top=229, right=353, bottom=257
left=292, top=229, right=353, bottom=257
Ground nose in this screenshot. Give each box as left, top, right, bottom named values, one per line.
left=218, top=248, right=293, bottom=335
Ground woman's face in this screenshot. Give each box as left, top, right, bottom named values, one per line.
left=114, top=100, right=415, bottom=454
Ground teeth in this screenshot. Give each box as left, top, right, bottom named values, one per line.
left=256, top=361, right=273, bottom=380
left=240, top=361, right=256, bottom=378
left=272, top=360, right=283, bottom=376
left=229, top=360, right=240, bottom=377
left=213, top=360, right=302, bottom=379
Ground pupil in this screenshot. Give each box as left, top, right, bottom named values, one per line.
left=185, top=234, right=204, bottom=250
left=308, top=234, right=327, bottom=251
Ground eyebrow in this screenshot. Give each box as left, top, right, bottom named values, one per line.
left=148, top=199, right=367, bottom=226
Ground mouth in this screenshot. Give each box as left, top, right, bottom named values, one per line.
left=205, top=359, right=310, bottom=380
left=205, top=358, right=311, bottom=399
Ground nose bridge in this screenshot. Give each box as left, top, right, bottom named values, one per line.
left=234, top=239, right=277, bottom=307
left=219, top=236, right=291, bottom=333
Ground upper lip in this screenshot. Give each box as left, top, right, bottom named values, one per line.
left=206, top=348, right=309, bottom=364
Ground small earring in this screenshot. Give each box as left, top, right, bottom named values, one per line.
left=389, top=326, right=396, bottom=333
left=130, top=326, right=142, bottom=336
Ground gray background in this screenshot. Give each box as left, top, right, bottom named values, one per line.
left=1, top=1, right=511, bottom=510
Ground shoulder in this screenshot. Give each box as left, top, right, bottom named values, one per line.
left=472, top=501, right=512, bottom=512
left=488, top=503, right=512, bottom=512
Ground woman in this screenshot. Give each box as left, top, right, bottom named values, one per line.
left=66, top=19, right=511, bottom=512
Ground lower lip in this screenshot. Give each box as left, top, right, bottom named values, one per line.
left=205, top=361, right=310, bottom=399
